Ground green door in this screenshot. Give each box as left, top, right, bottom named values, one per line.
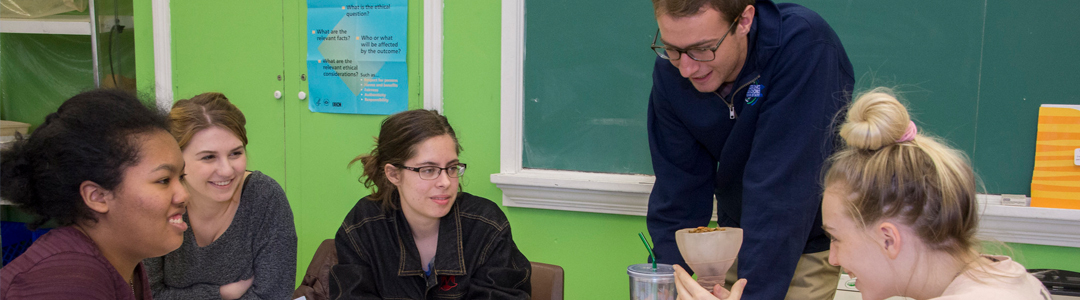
left=283, top=0, right=423, bottom=280
left=172, top=0, right=287, bottom=181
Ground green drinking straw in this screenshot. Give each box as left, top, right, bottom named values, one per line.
left=638, top=232, right=657, bottom=269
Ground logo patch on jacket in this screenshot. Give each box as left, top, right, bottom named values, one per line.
left=438, top=275, right=458, bottom=291
left=746, top=81, right=764, bottom=105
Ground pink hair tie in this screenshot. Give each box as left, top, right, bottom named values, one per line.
left=897, top=121, right=917, bottom=143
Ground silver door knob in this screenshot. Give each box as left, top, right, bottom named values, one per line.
left=298, top=91, right=307, bottom=100
left=274, top=90, right=282, bottom=99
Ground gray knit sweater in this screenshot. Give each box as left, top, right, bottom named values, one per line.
left=144, top=171, right=297, bottom=300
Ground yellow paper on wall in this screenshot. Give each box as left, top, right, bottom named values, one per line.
left=1031, top=105, right=1080, bottom=209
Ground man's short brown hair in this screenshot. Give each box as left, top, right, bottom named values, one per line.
left=652, top=0, right=754, bottom=23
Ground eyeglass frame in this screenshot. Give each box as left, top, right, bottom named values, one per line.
left=651, top=16, right=740, bottom=62
left=393, top=163, right=468, bottom=180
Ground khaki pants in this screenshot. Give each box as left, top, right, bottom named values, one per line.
left=724, top=250, right=840, bottom=300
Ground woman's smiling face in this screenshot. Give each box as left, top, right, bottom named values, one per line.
left=105, top=130, right=190, bottom=258
left=387, top=134, right=460, bottom=224
left=180, top=126, right=247, bottom=203
left=822, top=181, right=899, bottom=300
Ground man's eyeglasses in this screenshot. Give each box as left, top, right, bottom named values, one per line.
left=651, top=17, right=740, bottom=62
left=394, top=163, right=467, bottom=180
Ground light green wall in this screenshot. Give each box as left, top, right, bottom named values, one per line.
left=119, top=1, right=1080, bottom=299
left=133, top=0, right=154, bottom=95
left=996, top=243, right=1080, bottom=272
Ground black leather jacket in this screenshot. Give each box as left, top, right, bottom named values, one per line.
left=330, top=192, right=531, bottom=299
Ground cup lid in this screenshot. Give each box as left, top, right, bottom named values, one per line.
left=627, top=263, right=675, bottom=277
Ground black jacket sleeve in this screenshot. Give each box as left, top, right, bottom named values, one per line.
left=465, top=224, right=531, bottom=299
left=328, top=220, right=382, bottom=300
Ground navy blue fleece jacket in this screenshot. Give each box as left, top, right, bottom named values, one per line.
left=646, top=1, right=854, bottom=299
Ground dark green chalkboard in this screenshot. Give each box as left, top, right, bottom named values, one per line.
left=522, top=0, right=1080, bottom=195
left=522, top=0, right=657, bottom=175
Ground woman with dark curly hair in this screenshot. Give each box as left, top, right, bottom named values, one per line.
left=0, top=89, right=189, bottom=300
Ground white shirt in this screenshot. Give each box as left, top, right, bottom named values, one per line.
left=934, top=255, right=1052, bottom=300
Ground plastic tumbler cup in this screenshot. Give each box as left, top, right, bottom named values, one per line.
left=627, top=263, right=676, bottom=300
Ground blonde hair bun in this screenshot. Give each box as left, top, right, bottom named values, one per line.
left=839, top=87, right=911, bottom=151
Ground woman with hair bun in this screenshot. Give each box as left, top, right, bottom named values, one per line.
left=821, top=87, right=1049, bottom=300
left=330, top=109, right=531, bottom=299
left=0, top=89, right=188, bottom=300
left=673, top=87, right=1051, bottom=300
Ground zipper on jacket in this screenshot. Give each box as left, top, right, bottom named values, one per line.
left=714, top=74, right=761, bottom=120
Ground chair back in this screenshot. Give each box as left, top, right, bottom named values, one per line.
left=293, top=239, right=338, bottom=300
left=530, top=261, right=564, bottom=300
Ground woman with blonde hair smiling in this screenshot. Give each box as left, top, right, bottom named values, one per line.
left=674, top=88, right=1051, bottom=300
left=144, top=92, right=296, bottom=300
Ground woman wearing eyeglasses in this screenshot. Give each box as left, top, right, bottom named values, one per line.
left=330, top=109, right=531, bottom=299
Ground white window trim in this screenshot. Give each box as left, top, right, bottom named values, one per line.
left=493, top=0, right=1080, bottom=248
left=151, top=0, right=173, bottom=109
left=423, top=0, right=443, bottom=112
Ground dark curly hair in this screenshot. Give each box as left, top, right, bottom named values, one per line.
left=0, top=89, right=170, bottom=229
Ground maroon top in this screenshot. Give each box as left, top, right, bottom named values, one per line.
left=1, top=226, right=153, bottom=300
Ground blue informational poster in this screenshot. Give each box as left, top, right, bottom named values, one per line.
left=306, top=0, right=408, bottom=115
